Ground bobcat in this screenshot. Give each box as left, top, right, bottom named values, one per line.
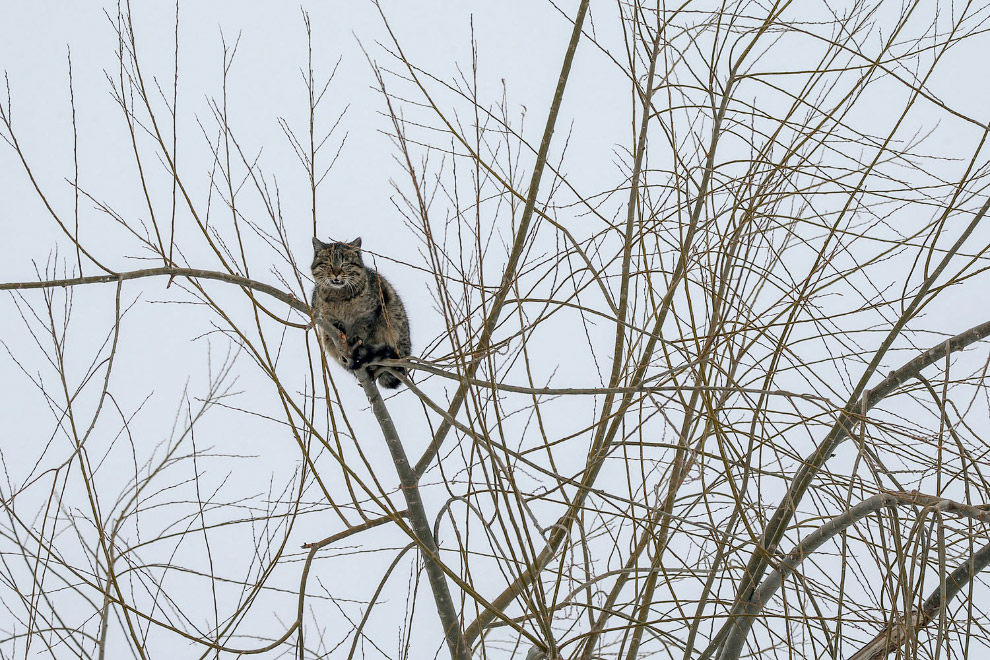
left=310, top=237, right=411, bottom=389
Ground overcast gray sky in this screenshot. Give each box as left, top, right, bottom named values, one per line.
left=4, top=2, right=990, bottom=659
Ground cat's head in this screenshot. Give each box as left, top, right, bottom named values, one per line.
left=311, top=237, right=366, bottom=296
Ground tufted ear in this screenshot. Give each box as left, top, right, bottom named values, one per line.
left=348, top=237, right=363, bottom=249
left=312, top=237, right=326, bottom=251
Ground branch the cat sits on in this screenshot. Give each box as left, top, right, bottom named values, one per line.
left=310, top=237, right=411, bottom=389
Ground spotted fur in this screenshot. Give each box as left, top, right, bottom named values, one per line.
left=311, top=237, right=411, bottom=388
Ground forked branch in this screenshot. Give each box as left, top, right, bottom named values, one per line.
left=721, top=490, right=990, bottom=660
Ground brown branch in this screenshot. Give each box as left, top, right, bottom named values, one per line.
left=848, top=536, right=990, bottom=660
left=1, top=267, right=309, bottom=314
left=722, top=490, right=990, bottom=659
left=0, top=89, right=115, bottom=274
left=300, top=511, right=405, bottom=550
left=353, top=366, right=470, bottom=660
left=406, top=0, right=592, bottom=480
left=716, top=119, right=990, bottom=660
left=708, top=317, right=990, bottom=660
left=188, top=513, right=407, bottom=656
left=463, top=0, right=751, bottom=644
left=295, top=512, right=406, bottom=659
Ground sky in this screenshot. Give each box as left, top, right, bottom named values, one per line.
left=0, top=3, right=601, bottom=657
left=4, top=1, right=990, bottom=659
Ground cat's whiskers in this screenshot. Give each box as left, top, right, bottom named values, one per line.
left=311, top=237, right=411, bottom=389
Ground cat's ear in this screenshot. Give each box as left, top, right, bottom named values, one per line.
left=348, top=237, right=363, bottom=249
left=312, top=237, right=326, bottom=251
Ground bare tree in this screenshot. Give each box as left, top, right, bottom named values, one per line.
left=3, top=2, right=990, bottom=659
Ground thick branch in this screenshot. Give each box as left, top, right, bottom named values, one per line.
left=709, top=318, right=990, bottom=660
left=721, top=490, right=990, bottom=659
left=716, top=190, right=990, bottom=659
left=354, top=368, right=470, bottom=660
left=1, top=267, right=309, bottom=315
left=849, top=537, right=990, bottom=660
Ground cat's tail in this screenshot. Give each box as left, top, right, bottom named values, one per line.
left=377, top=367, right=405, bottom=389
left=362, top=344, right=405, bottom=389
